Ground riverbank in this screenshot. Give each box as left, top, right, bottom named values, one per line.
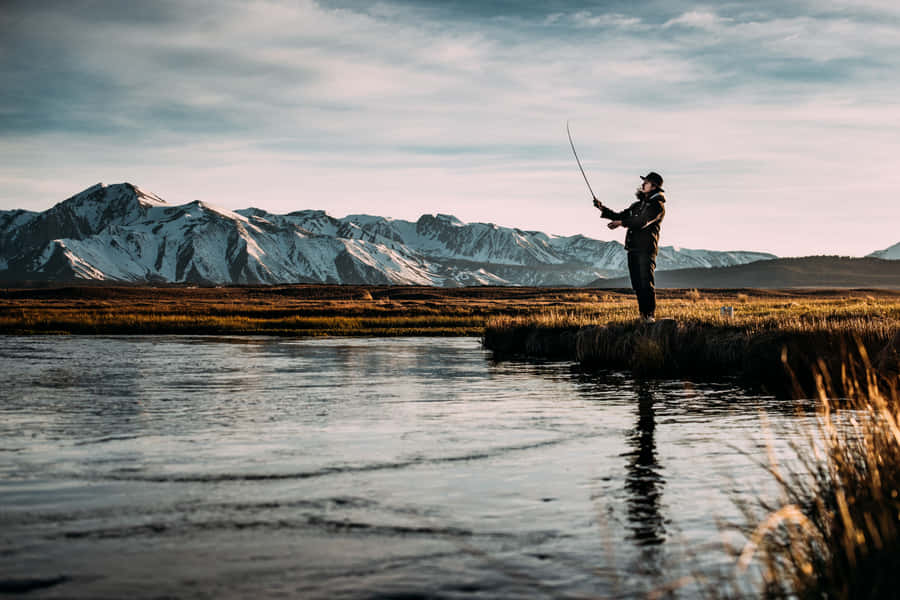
left=483, top=295, right=900, bottom=398
left=3, top=286, right=900, bottom=395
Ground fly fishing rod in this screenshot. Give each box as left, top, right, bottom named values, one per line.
left=566, top=121, right=599, bottom=205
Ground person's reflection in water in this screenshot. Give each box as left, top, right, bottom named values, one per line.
left=624, top=382, right=667, bottom=572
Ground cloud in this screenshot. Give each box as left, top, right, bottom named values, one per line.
left=663, top=10, right=732, bottom=30
left=564, top=11, right=645, bottom=29
left=1, top=0, right=900, bottom=256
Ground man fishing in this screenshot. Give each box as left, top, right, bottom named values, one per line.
left=593, top=173, right=666, bottom=323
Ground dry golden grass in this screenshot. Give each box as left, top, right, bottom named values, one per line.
left=728, top=354, right=900, bottom=598
left=485, top=293, right=900, bottom=335
left=0, top=285, right=621, bottom=336
left=2, top=285, right=899, bottom=343
left=483, top=292, right=900, bottom=396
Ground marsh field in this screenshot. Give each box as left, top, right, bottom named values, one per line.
left=2, top=284, right=899, bottom=337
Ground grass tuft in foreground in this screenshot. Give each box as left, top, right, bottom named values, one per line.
left=730, top=354, right=900, bottom=598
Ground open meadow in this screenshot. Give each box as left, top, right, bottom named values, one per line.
left=0, top=284, right=583, bottom=336
left=2, top=284, right=899, bottom=338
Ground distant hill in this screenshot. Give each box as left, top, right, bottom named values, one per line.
left=588, top=256, right=900, bottom=289
left=869, top=241, right=900, bottom=260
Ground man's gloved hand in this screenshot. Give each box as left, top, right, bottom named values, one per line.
left=593, top=198, right=603, bottom=210
left=608, top=221, right=622, bottom=229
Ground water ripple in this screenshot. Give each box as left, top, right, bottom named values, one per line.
left=0, top=335, right=800, bottom=599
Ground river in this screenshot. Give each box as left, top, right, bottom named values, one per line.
left=0, top=336, right=813, bottom=598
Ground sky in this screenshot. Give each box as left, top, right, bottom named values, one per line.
left=2, top=0, right=899, bottom=257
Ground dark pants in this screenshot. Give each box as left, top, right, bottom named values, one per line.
left=627, top=251, right=656, bottom=318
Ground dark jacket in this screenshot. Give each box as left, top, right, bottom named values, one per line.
left=601, top=190, right=666, bottom=254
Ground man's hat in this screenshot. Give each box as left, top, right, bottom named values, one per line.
left=640, top=172, right=663, bottom=187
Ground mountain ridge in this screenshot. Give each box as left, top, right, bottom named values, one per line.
left=2, top=182, right=780, bottom=286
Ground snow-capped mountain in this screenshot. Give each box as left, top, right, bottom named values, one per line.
left=868, top=242, right=900, bottom=260
left=0, top=183, right=776, bottom=286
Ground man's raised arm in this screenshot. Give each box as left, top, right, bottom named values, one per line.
left=598, top=201, right=626, bottom=221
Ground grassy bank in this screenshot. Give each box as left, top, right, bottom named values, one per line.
left=483, top=292, right=900, bottom=397
left=726, top=363, right=900, bottom=599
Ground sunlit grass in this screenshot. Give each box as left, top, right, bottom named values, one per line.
left=483, top=294, right=900, bottom=396
left=0, top=308, right=487, bottom=336
left=2, top=287, right=899, bottom=343
left=486, top=295, right=900, bottom=333
left=485, top=295, right=900, bottom=357
left=727, top=354, right=900, bottom=598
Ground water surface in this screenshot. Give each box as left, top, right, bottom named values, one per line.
left=0, top=336, right=810, bottom=598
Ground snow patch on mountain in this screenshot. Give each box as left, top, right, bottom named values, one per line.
left=657, top=246, right=774, bottom=270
